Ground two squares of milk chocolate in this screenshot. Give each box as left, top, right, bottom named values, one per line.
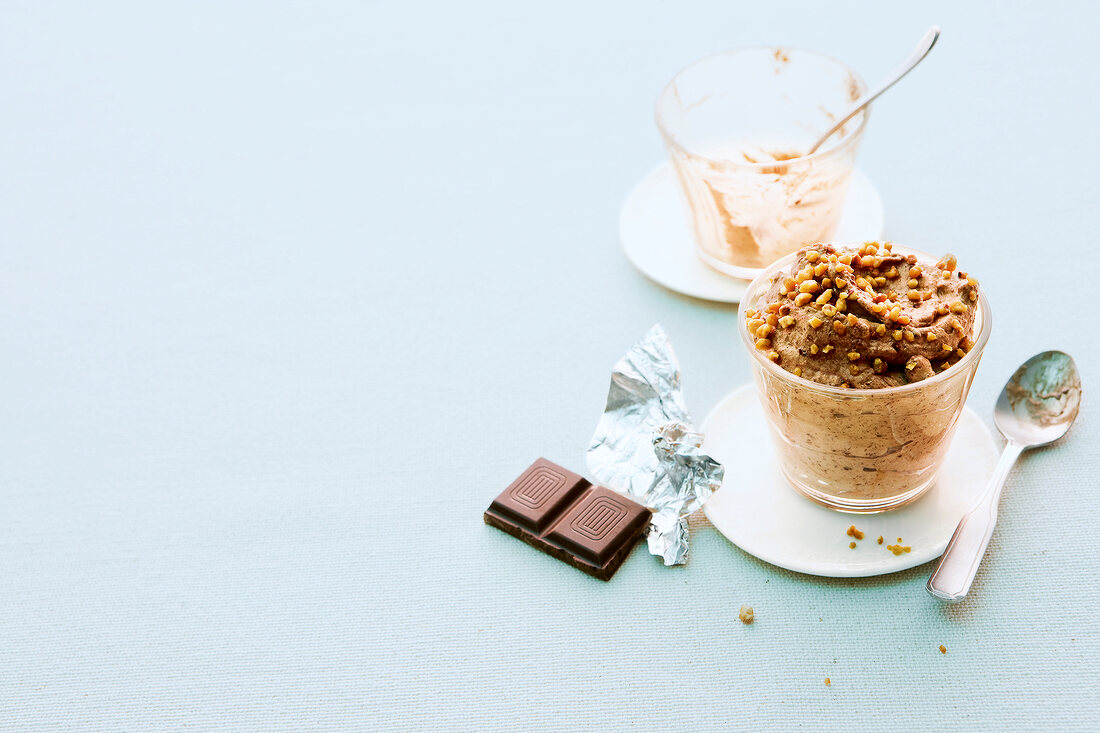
left=484, top=458, right=650, bottom=580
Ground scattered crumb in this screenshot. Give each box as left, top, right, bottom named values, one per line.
left=939, top=645, right=947, bottom=654
left=739, top=605, right=754, bottom=625
left=846, top=525, right=865, bottom=540
left=877, top=535, right=884, bottom=544
left=886, top=544, right=912, bottom=555
left=849, top=541, right=857, bottom=549
left=897, top=537, right=903, bottom=542
left=824, top=677, right=831, bottom=686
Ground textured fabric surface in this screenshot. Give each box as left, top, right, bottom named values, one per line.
left=2, top=1, right=1098, bottom=731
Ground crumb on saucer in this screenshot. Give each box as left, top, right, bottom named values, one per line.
left=886, top=543, right=912, bottom=555
left=739, top=605, right=754, bottom=624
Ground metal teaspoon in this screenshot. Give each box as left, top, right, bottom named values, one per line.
left=927, top=351, right=1082, bottom=602
left=806, top=25, right=941, bottom=156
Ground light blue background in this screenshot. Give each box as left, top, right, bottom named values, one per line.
left=2, top=1, right=1097, bottom=730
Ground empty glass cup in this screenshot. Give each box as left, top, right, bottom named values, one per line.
left=656, top=48, right=868, bottom=279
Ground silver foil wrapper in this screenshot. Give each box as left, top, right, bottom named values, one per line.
left=587, top=325, right=724, bottom=565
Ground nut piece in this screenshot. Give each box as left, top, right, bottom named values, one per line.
left=809, top=316, right=824, bottom=329
left=939, top=645, right=947, bottom=654
left=794, top=292, right=814, bottom=306
left=738, top=605, right=754, bottom=625
left=779, top=315, right=796, bottom=328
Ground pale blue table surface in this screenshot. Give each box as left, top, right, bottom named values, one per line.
left=2, top=2, right=1098, bottom=731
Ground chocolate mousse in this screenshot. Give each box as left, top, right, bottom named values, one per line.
left=744, top=242, right=980, bottom=388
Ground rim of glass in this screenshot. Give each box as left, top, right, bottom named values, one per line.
left=655, top=46, right=870, bottom=169
left=738, top=243, right=993, bottom=396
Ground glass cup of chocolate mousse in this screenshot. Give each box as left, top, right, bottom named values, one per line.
left=738, top=242, right=991, bottom=513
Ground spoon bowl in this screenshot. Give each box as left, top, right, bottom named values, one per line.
left=994, top=350, right=1082, bottom=447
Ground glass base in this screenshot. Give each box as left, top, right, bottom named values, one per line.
left=780, top=464, right=936, bottom=514
left=694, top=245, right=764, bottom=281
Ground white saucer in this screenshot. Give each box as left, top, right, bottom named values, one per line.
left=699, top=384, right=999, bottom=577
left=619, top=163, right=885, bottom=303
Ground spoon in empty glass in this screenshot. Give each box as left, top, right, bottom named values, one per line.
left=806, top=25, right=941, bottom=155
left=927, top=351, right=1082, bottom=602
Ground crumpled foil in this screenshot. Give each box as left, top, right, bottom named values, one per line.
left=587, top=325, right=724, bottom=565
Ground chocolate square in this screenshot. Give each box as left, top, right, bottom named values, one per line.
left=484, top=458, right=650, bottom=581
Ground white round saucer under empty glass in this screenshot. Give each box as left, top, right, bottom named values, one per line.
left=619, top=163, right=884, bottom=303
left=700, top=384, right=998, bottom=578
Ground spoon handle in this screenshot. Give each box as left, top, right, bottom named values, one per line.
left=926, top=440, right=1025, bottom=602
left=806, top=26, right=940, bottom=155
